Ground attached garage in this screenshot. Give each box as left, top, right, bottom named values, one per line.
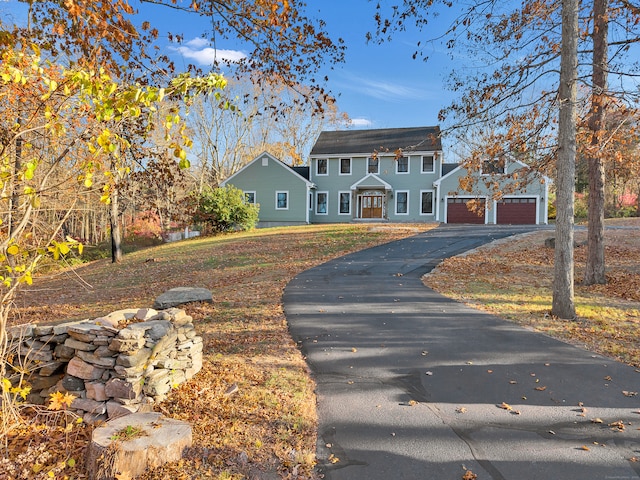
left=496, top=198, right=537, bottom=224
left=446, top=198, right=486, bottom=224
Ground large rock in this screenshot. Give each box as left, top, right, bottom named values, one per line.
left=153, top=287, right=212, bottom=309
left=87, top=412, right=192, bottom=479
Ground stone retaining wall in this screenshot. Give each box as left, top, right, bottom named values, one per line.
left=7, top=307, right=203, bottom=423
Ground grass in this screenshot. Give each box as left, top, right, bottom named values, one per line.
left=424, top=218, right=640, bottom=367
left=7, top=223, right=435, bottom=480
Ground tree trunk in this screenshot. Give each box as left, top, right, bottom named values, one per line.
left=110, top=188, right=122, bottom=263
left=552, top=0, right=579, bottom=319
left=584, top=0, right=608, bottom=285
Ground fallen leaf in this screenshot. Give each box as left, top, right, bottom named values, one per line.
left=462, top=470, right=478, bottom=480
left=487, top=369, right=493, bottom=374
left=580, top=445, right=590, bottom=451
left=609, top=420, right=625, bottom=431
left=408, top=400, right=418, bottom=406
left=328, top=454, right=340, bottom=464
left=509, top=380, right=518, bottom=384
left=456, top=406, right=467, bottom=414
left=421, top=350, right=428, bottom=356
left=499, top=402, right=513, bottom=411
left=604, top=376, right=612, bottom=381
left=351, top=347, right=357, bottom=353
left=223, top=383, right=239, bottom=397
left=623, top=391, right=638, bottom=397
left=425, top=371, right=433, bottom=376
left=630, top=456, right=639, bottom=462
left=591, top=418, right=603, bottom=423
left=534, top=386, right=547, bottom=391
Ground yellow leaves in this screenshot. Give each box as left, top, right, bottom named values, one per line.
left=499, top=402, right=513, bottom=411
left=48, top=391, right=76, bottom=410
left=1, top=377, right=31, bottom=401
left=7, top=245, right=19, bottom=256
left=462, top=469, right=478, bottom=480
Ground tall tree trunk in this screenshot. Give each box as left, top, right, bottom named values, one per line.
left=110, top=188, right=122, bottom=263
left=584, top=0, right=608, bottom=285
left=552, top=0, right=579, bottom=319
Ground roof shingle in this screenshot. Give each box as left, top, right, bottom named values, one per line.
left=310, top=126, right=442, bottom=156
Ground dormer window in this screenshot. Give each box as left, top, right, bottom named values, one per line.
left=482, top=157, right=506, bottom=175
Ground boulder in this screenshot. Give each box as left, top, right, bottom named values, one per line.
left=153, top=287, right=212, bottom=309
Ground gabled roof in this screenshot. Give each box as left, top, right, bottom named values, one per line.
left=350, top=174, right=393, bottom=191
left=311, top=126, right=442, bottom=156
left=433, top=158, right=552, bottom=187
left=220, top=152, right=314, bottom=188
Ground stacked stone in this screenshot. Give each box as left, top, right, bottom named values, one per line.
left=7, top=307, right=203, bottom=423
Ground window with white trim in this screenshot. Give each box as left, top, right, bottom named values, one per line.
left=420, top=190, right=434, bottom=215
left=396, top=156, right=409, bottom=174
left=276, top=191, right=288, bottom=210
left=338, top=192, right=351, bottom=215
left=339, top=158, right=351, bottom=175
left=316, top=192, right=328, bottom=214
left=421, top=155, right=435, bottom=173
left=316, top=158, right=328, bottom=175
left=482, top=157, right=506, bottom=174
left=367, top=157, right=379, bottom=174
left=245, top=191, right=256, bottom=204
left=395, top=191, right=409, bottom=214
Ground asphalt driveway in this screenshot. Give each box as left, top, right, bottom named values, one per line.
left=283, top=225, right=640, bottom=480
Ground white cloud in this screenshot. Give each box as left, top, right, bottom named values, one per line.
left=348, top=118, right=373, bottom=127
left=337, top=72, right=432, bottom=102
left=170, top=38, right=247, bottom=66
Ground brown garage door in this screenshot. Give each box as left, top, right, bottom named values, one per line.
left=497, top=198, right=537, bottom=224
left=447, top=198, right=486, bottom=224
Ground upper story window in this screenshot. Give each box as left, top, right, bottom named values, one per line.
left=396, top=156, right=409, bottom=174
left=245, top=191, right=256, bottom=204
left=367, top=157, right=379, bottom=174
left=482, top=157, right=506, bottom=175
left=317, top=158, right=328, bottom=175
left=421, top=155, right=435, bottom=173
left=340, top=158, right=351, bottom=175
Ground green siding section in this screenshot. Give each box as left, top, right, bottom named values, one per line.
left=224, top=154, right=309, bottom=224
left=310, top=154, right=440, bottom=223
left=436, top=161, right=549, bottom=224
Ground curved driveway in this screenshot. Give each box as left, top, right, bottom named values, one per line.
left=283, top=225, right=640, bottom=480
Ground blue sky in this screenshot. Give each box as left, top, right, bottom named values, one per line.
left=1, top=0, right=458, bottom=130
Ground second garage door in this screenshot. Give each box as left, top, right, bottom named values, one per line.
left=496, top=198, right=537, bottom=224
left=446, top=198, right=486, bottom=224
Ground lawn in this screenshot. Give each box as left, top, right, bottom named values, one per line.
left=6, top=223, right=435, bottom=480
left=424, top=218, right=640, bottom=367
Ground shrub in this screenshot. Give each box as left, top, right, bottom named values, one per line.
left=193, top=185, right=259, bottom=233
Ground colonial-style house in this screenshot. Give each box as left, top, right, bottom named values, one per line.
left=222, top=126, right=550, bottom=227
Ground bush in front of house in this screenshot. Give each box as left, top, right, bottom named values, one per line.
left=193, top=185, right=259, bottom=233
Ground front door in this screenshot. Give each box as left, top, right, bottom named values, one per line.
left=361, top=195, right=383, bottom=218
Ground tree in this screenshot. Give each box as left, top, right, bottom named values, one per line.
left=193, top=185, right=259, bottom=233
left=552, top=0, right=579, bottom=319
left=370, top=0, right=640, bottom=317
left=187, top=76, right=349, bottom=189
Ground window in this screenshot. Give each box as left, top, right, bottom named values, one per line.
left=396, top=156, right=409, bottom=174
left=420, top=190, right=434, bottom=215
left=309, top=192, right=313, bottom=210
left=276, top=191, right=288, bottom=210
left=367, top=157, right=379, bottom=174
left=395, top=191, right=409, bottom=214
left=421, top=155, right=435, bottom=173
left=316, top=158, right=328, bottom=175
left=482, top=157, right=506, bottom=174
left=245, top=191, right=256, bottom=204
left=316, top=192, right=328, bottom=214
left=340, top=158, right=351, bottom=175
left=338, top=192, right=351, bottom=215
